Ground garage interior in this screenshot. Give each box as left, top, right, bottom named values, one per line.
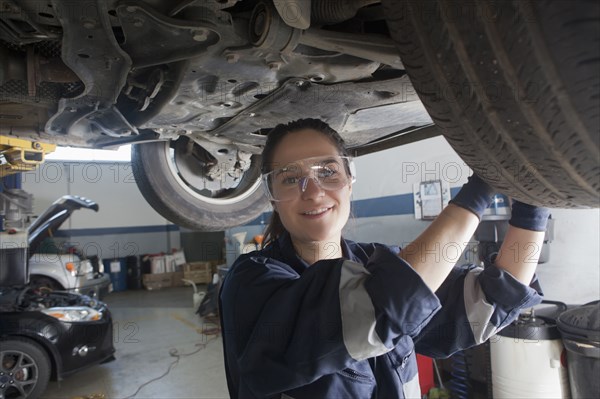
left=0, top=0, right=599, bottom=397
left=1, top=135, right=598, bottom=399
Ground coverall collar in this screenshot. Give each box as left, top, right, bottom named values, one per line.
left=275, top=232, right=359, bottom=273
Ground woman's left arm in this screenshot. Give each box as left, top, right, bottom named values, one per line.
left=495, top=200, right=551, bottom=284
left=413, top=200, right=549, bottom=358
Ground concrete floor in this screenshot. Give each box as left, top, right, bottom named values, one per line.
left=41, top=286, right=230, bottom=399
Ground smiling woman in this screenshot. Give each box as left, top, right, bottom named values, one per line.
left=219, top=118, right=551, bottom=399
left=258, top=119, right=354, bottom=258
left=268, top=139, right=351, bottom=260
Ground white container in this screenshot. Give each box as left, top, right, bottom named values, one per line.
left=491, top=335, right=569, bottom=398
left=490, top=305, right=570, bottom=398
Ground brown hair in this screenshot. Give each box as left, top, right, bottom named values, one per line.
left=261, top=118, right=350, bottom=247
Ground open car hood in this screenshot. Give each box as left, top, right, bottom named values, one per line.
left=28, top=196, right=99, bottom=256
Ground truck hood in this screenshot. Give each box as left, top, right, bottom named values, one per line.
left=28, top=196, right=99, bottom=256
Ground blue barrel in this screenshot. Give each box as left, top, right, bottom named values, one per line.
left=104, top=258, right=127, bottom=292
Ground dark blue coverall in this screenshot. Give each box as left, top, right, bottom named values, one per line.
left=220, top=233, right=542, bottom=398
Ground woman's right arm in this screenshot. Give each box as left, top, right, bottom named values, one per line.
left=399, top=203, right=480, bottom=292
left=399, top=174, right=495, bottom=292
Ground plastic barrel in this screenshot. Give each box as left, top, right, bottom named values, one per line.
left=490, top=303, right=570, bottom=398
left=104, top=258, right=127, bottom=292
left=557, top=301, right=600, bottom=399
left=126, top=255, right=143, bottom=290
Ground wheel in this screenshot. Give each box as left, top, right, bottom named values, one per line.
left=131, top=138, right=269, bottom=230
left=383, top=0, right=599, bottom=207
left=0, top=338, right=51, bottom=399
left=28, top=276, right=62, bottom=293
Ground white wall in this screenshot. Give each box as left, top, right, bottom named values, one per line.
left=534, top=208, right=600, bottom=304
left=21, top=161, right=167, bottom=228
left=352, top=136, right=471, bottom=201
left=21, top=161, right=180, bottom=259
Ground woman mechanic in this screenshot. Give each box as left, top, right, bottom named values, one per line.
left=219, top=118, right=549, bottom=398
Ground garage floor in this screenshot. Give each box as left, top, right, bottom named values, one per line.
left=41, top=286, right=229, bottom=399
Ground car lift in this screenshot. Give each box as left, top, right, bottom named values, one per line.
left=1, top=136, right=54, bottom=234
left=0, top=136, right=56, bottom=178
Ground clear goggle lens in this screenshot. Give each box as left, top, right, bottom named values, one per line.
left=262, top=155, right=356, bottom=202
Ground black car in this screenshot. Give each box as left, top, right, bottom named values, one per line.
left=0, top=288, right=115, bottom=399
left=0, top=195, right=115, bottom=399
left=0, top=1, right=597, bottom=232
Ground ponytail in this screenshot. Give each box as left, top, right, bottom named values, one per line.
left=262, top=211, right=285, bottom=248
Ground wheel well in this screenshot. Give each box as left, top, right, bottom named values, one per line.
left=2, top=334, right=60, bottom=380
left=29, top=274, right=65, bottom=290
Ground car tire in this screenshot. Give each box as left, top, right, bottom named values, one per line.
left=131, top=140, right=269, bottom=231
left=29, top=276, right=62, bottom=292
left=0, top=338, right=51, bottom=399
left=383, top=0, right=599, bottom=207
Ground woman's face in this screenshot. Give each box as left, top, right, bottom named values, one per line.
left=270, top=129, right=352, bottom=246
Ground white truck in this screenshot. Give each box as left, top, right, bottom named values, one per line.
left=27, top=195, right=112, bottom=299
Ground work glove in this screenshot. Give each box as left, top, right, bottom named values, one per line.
left=509, top=200, right=551, bottom=232
left=449, top=174, right=495, bottom=220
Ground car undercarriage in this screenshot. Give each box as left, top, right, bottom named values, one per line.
left=1, top=0, right=598, bottom=230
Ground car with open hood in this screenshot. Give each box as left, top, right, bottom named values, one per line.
left=1, top=0, right=597, bottom=231
left=0, top=196, right=115, bottom=399
left=0, top=288, right=115, bottom=399
left=27, top=195, right=112, bottom=300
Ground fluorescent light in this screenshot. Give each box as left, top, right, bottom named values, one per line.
left=45, top=145, right=132, bottom=162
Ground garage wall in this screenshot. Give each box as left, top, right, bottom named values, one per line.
left=226, top=136, right=600, bottom=305
left=21, top=161, right=180, bottom=260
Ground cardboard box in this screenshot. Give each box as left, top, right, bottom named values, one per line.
left=182, top=260, right=224, bottom=284
left=183, top=269, right=212, bottom=284
left=171, top=271, right=185, bottom=287
left=184, top=261, right=212, bottom=272
left=142, top=272, right=173, bottom=290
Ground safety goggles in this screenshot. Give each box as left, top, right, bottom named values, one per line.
left=262, top=155, right=356, bottom=202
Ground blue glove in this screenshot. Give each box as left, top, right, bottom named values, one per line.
left=509, top=200, right=550, bottom=232
left=449, top=174, right=495, bottom=219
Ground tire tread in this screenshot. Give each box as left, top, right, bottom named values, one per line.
left=383, top=0, right=600, bottom=207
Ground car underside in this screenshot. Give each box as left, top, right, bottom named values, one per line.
left=1, top=0, right=598, bottom=230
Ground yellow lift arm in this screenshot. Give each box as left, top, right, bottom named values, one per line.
left=0, top=136, right=56, bottom=177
